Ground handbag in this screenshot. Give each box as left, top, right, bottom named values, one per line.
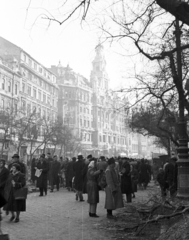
left=14, top=187, right=28, bottom=200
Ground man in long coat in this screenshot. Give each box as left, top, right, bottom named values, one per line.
left=49, top=155, right=61, bottom=192
left=138, top=159, right=150, bottom=189
left=0, top=159, right=9, bottom=219
left=73, top=155, right=85, bottom=201
left=164, top=157, right=177, bottom=198
left=120, top=158, right=132, bottom=203
left=36, top=155, right=49, bottom=196
left=66, top=157, right=76, bottom=191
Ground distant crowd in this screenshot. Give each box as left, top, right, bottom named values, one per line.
left=0, top=153, right=177, bottom=223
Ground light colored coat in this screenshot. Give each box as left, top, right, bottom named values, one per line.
left=105, top=166, right=124, bottom=210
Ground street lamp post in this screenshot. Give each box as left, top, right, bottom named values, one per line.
left=174, top=19, right=189, bottom=197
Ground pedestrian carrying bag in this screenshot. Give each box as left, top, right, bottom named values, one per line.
left=14, top=187, right=28, bottom=200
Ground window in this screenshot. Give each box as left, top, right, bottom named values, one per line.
left=2, top=76, right=5, bottom=90
left=22, top=100, right=26, bottom=110
left=39, top=67, right=43, bottom=74
left=34, top=62, right=37, bottom=70
left=1, top=99, right=4, bottom=109
left=28, top=72, right=32, bottom=80
left=29, top=58, right=32, bottom=67
left=47, top=95, right=50, bottom=104
left=8, top=81, right=11, bottom=92
left=27, top=103, right=31, bottom=115
left=33, top=88, right=37, bottom=99
left=43, top=110, right=46, bottom=119
left=38, top=90, right=41, bottom=101
left=14, top=103, right=18, bottom=114
left=43, top=93, right=46, bottom=103
left=22, top=83, right=25, bottom=93
left=15, top=84, right=18, bottom=95
left=32, top=105, right=36, bottom=113
left=27, top=85, right=31, bottom=96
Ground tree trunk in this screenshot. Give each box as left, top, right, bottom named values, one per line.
left=156, top=0, right=189, bottom=26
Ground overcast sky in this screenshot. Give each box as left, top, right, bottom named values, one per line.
left=0, top=0, right=136, bottom=90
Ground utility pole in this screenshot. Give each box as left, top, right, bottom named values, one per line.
left=174, top=19, right=189, bottom=197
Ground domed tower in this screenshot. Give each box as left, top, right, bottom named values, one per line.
left=90, top=44, right=109, bottom=93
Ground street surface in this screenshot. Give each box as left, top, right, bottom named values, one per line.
left=0, top=184, right=155, bottom=240
left=1, top=189, right=112, bottom=240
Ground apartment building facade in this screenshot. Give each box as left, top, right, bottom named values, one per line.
left=0, top=37, right=58, bottom=160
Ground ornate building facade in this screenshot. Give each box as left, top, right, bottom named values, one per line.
left=50, top=45, right=129, bottom=157
left=0, top=36, right=58, bottom=160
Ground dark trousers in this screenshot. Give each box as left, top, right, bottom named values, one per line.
left=107, top=209, right=112, bottom=215
left=51, top=182, right=59, bottom=191
left=39, top=187, right=47, bottom=196
left=126, top=193, right=132, bottom=203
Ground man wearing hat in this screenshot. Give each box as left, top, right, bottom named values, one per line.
left=97, top=156, right=108, bottom=171
left=8, top=154, right=26, bottom=176
left=73, top=155, right=85, bottom=201
left=87, top=154, right=93, bottom=162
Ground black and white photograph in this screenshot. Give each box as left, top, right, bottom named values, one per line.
left=0, top=0, right=188, bottom=239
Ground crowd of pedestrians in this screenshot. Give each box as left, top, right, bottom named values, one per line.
left=0, top=152, right=178, bottom=224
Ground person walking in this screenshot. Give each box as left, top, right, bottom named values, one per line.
left=164, top=157, right=177, bottom=199
left=66, top=157, right=76, bottom=191
left=49, top=155, right=61, bottom=192
left=138, top=159, right=150, bottom=189
left=120, top=158, right=132, bottom=203
left=130, top=163, right=138, bottom=198
left=73, top=155, right=85, bottom=201
left=87, top=160, right=102, bottom=217
left=4, top=163, right=26, bottom=223
left=36, top=154, right=49, bottom=196
left=0, top=158, right=9, bottom=220
left=105, top=158, right=124, bottom=218
left=0, top=159, right=9, bottom=197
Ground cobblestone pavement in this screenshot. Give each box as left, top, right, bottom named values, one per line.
left=1, top=189, right=112, bottom=240
left=1, top=182, right=157, bottom=240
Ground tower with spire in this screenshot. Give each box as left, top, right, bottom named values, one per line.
left=90, top=44, right=109, bottom=93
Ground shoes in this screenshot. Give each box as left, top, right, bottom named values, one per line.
left=90, top=213, right=99, bottom=218
left=79, top=199, right=85, bottom=202
left=107, top=214, right=114, bottom=219
left=76, top=194, right=78, bottom=201
left=9, top=216, right=15, bottom=222
left=14, top=218, right=19, bottom=223
left=50, top=190, right=53, bottom=192
left=39, top=194, right=43, bottom=197
left=89, top=212, right=92, bottom=217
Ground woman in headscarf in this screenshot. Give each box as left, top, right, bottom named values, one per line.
left=4, top=163, right=26, bottom=223
left=105, top=157, right=124, bottom=218
left=87, top=160, right=102, bottom=217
